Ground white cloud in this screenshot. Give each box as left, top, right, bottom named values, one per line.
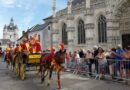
left=0, top=0, right=16, bottom=8
left=23, top=15, right=34, bottom=27
left=0, top=0, right=67, bottom=38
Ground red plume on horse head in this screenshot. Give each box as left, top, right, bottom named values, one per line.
left=59, top=43, right=65, bottom=50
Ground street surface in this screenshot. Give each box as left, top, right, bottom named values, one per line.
left=0, top=60, right=130, bottom=90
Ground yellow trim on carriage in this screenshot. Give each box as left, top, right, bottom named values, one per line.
left=29, top=54, right=42, bottom=59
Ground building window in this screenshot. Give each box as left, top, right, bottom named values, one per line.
left=62, top=23, right=68, bottom=45
left=98, top=15, right=107, bottom=43
left=38, top=35, right=40, bottom=42
left=10, top=35, right=12, bottom=39
left=78, top=20, right=86, bottom=44
left=48, top=26, right=50, bottom=30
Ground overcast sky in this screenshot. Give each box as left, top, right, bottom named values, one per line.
left=0, top=0, right=67, bottom=38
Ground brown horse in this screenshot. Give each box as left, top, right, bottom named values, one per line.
left=40, top=49, right=66, bottom=89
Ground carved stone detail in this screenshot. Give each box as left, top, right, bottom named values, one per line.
left=86, top=37, right=94, bottom=41
left=52, top=18, right=58, bottom=23
left=52, top=29, right=59, bottom=34
left=66, top=27, right=75, bottom=32
left=107, top=27, right=119, bottom=31
left=68, top=39, right=74, bottom=43
left=85, top=8, right=94, bottom=16
left=67, top=14, right=74, bottom=20
left=90, top=0, right=106, bottom=9
left=85, top=23, right=94, bottom=29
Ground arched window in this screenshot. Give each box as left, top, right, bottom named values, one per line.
left=62, top=23, right=68, bottom=45
left=98, top=15, right=107, bottom=43
left=78, top=20, right=86, bottom=44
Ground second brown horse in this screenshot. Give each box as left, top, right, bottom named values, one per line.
left=40, top=49, right=66, bottom=89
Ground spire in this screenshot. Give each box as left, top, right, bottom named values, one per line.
left=52, top=0, right=56, bottom=18
left=67, top=0, right=73, bottom=14
left=9, top=17, right=14, bottom=26
left=86, top=0, right=90, bottom=8
left=10, top=17, right=14, bottom=23
left=4, top=24, right=7, bottom=29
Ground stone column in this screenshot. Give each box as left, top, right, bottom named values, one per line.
left=107, top=18, right=120, bottom=48
left=66, top=0, right=75, bottom=51
left=52, top=0, right=59, bottom=47
left=85, top=8, right=95, bottom=49
left=86, top=0, right=90, bottom=8
left=52, top=18, right=59, bottom=47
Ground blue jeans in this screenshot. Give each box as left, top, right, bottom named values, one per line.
left=114, top=61, right=122, bottom=77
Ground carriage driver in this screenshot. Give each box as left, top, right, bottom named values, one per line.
left=20, top=37, right=29, bottom=63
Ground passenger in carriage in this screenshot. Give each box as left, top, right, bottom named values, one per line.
left=29, top=35, right=42, bottom=54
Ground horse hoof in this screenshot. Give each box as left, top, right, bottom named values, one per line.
left=47, top=83, right=50, bottom=86
left=57, top=87, right=62, bottom=90
left=41, top=78, right=44, bottom=84
left=41, top=81, right=44, bottom=84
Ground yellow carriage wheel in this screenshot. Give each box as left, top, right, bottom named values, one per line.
left=20, top=64, right=25, bottom=80
left=15, top=60, right=19, bottom=76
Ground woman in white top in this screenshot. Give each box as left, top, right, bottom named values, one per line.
left=73, top=51, right=80, bottom=73
left=74, top=51, right=80, bottom=64
left=96, top=48, right=107, bottom=79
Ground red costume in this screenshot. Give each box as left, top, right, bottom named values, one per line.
left=41, top=47, right=55, bottom=64
left=29, top=35, right=42, bottom=54
left=21, top=42, right=28, bottom=52
left=20, top=37, right=29, bottom=54
left=14, top=44, right=19, bottom=53
left=59, top=43, right=64, bottom=50
left=29, top=41, right=42, bottom=53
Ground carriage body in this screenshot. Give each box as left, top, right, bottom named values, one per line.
left=14, top=52, right=42, bottom=80
left=27, top=54, right=42, bottom=66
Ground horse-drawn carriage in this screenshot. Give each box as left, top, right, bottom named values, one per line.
left=14, top=52, right=42, bottom=80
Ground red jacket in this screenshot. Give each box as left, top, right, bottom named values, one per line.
left=14, top=46, right=19, bottom=53
left=21, top=43, right=28, bottom=52
left=29, top=42, right=42, bottom=53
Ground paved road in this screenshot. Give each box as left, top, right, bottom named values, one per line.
left=0, top=61, right=130, bottom=90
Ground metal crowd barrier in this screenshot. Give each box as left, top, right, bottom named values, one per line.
left=67, top=58, right=130, bottom=83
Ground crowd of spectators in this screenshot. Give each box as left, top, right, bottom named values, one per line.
left=65, top=44, right=130, bottom=83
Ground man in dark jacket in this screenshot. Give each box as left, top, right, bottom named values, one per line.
left=93, top=46, right=99, bottom=74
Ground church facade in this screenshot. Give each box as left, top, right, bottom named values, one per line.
left=3, top=18, right=19, bottom=45
left=44, top=0, right=130, bottom=51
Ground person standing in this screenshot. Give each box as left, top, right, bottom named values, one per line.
left=96, top=48, right=107, bottom=79
left=93, top=46, right=99, bottom=75
left=85, top=50, right=94, bottom=76
left=111, top=44, right=125, bottom=80
left=124, top=46, right=130, bottom=84
left=73, top=51, right=80, bottom=74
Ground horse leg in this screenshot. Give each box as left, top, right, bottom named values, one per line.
left=57, top=71, right=61, bottom=89
left=41, top=66, right=46, bottom=83
left=47, top=69, right=52, bottom=86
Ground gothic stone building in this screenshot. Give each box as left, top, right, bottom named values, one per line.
left=44, top=0, right=130, bottom=51
left=3, top=18, right=19, bottom=45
